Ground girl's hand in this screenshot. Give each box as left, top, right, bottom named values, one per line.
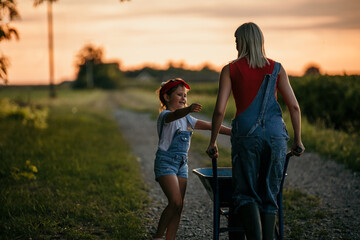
left=206, top=143, right=218, bottom=159
left=189, top=103, right=202, bottom=113
left=291, top=141, right=305, bottom=156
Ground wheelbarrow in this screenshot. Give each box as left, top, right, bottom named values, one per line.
left=192, top=152, right=293, bottom=240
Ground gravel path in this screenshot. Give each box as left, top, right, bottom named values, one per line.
left=114, top=108, right=360, bottom=240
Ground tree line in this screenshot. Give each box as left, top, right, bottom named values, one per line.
left=279, top=74, right=360, bottom=135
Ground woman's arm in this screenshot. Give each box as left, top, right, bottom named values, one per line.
left=194, top=120, right=231, bottom=135
left=206, top=64, right=232, bottom=158
left=277, top=65, right=305, bottom=156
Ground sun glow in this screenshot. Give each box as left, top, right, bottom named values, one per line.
left=2, top=0, right=360, bottom=85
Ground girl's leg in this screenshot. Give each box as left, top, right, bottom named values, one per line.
left=165, top=176, right=187, bottom=239
left=153, top=175, right=187, bottom=240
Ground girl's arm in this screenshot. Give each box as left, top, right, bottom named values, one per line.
left=206, top=64, right=232, bottom=158
left=195, top=120, right=231, bottom=136
left=277, top=65, right=305, bottom=156
left=165, top=103, right=202, bottom=123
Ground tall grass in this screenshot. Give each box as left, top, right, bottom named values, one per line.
left=283, top=111, right=360, bottom=171
left=288, top=75, right=360, bottom=134
left=0, top=89, right=149, bottom=239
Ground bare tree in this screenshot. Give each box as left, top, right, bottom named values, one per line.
left=0, top=0, right=20, bottom=85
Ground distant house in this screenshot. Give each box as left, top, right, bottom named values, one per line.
left=135, top=70, right=156, bottom=82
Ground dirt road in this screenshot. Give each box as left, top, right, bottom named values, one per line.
left=114, top=108, right=360, bottom=240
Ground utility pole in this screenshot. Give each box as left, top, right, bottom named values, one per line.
left=47, top=0, right=56, bottom=98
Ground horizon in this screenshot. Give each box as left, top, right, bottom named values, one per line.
left=5, top=60, right=358, bottom=86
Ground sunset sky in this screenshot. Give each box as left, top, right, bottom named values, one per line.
left=3, top=0, right=360, bottom=85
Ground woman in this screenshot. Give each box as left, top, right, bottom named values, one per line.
left=206, top=22, right=305, bottom=240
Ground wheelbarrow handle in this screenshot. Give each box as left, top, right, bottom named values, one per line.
left=212, top=156, right=220, bottom=240
left=277, top=151, right=294, bottom=240
left=209, top=147, right=221, bottom=240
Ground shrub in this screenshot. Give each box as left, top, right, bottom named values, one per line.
left=281, top=75, right=360, bottom=134
left=0, top=98, right=48, bottom=129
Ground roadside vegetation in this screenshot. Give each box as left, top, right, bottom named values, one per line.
left=0, top=87, right=149, bottom=239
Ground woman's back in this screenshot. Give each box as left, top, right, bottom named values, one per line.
left=230, top=57, right=278, bottom=117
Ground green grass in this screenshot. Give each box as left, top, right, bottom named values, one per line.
left=283, top=111, right=360, bottom=172
left=282, top=189, right=327, bottom=239
left=281, top=189, right=355, bottom=240
left=0, top=89, right=149, bottom=239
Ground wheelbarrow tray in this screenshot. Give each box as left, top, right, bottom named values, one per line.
left=192, top=153, right=293, bottom=240
left=192, top=167, right=233, bottom=207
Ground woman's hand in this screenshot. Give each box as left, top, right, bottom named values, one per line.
left=206, top=143, right=218, bottom=159
left=189, top=103, right=202, bottom=113
left=291, top=141, right=305, bottom=156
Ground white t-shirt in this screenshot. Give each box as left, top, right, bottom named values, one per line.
left=157, top=110, right=198, bottom=151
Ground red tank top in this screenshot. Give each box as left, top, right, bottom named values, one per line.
left=230, top=58, right=279, bottom=117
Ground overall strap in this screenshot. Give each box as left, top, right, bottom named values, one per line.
left=158, top=111, right=169, bottom=138
left=271, top=62, right=281, bottom=79
left=258, top=62, right=281, bottom=120
left=246, top=62, right=281, bottom=135
left=186, top=115, right=195, bottom=130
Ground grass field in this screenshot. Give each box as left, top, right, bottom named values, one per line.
left=0, top=87, right=149, bottom=239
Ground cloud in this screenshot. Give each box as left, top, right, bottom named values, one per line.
left=284, top=0, right=360, bottom=29
left=107, top=0, right=360, bottom=30
left=18, top=0, right=360, bottom=31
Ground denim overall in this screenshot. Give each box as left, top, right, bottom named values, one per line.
left=154, top=114, right=194, bottom=180
left=231, top=62, right=289, bottom=214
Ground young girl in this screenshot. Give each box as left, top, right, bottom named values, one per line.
left=153, top=78, right=231, bottom=240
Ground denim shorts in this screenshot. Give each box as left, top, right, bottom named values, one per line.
left=154, top=150, right=188, bottom=180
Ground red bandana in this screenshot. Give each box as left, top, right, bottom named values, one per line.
left=160, top=79, right=190, bottom=96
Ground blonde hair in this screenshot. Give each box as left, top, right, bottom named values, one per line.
left=234, top=22, right=269, bottom=68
